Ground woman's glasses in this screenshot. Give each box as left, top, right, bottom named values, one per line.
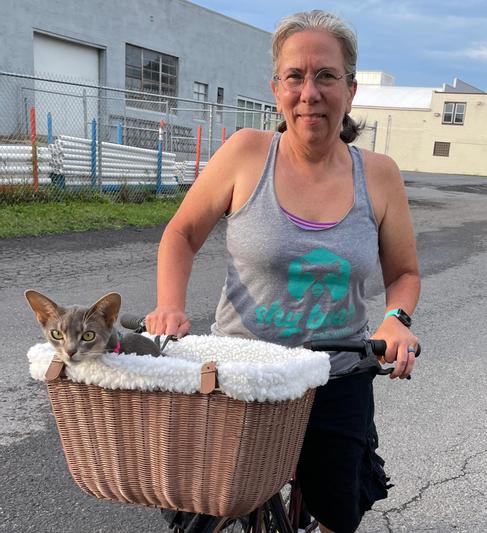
left=273, top=68, right=354, bottom=92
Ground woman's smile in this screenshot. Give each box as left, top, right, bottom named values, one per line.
left=297, top=112, right=326, bottom=124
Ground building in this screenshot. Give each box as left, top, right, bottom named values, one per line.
left=351, top=74, right=487, bottom=176
left=0, top=0, right=278, bottom=157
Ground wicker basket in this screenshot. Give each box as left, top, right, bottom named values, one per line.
left=47, top=378, right=316, bottom=518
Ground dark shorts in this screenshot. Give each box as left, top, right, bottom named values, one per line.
left=296, top=373, right=391, bottom=533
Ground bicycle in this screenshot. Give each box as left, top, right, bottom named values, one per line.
left=121, top=314, right=421, bottom=533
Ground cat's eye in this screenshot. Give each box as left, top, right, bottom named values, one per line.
left=81, top=331, right=96, bottom=342
left=50, top=330, right=63, bottom=340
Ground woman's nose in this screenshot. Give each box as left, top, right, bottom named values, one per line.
left=300, top=76, right=322, bottom=102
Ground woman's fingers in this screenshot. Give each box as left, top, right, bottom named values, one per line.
left=145, top=309, right=190, bottom=336
left=164, top=314, right=191, bottom=337
left=389, top=343, right=417, bottom=379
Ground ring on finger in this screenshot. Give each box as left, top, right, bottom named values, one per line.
left=407, top=346, right=416, bottom=353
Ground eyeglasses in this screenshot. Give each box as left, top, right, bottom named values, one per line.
left=273, top=68, right=355, bottom=92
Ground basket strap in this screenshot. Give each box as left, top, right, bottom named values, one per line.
left=45, top=356, right=66, bottom=381
left=200, top=361, right=218, bottom=394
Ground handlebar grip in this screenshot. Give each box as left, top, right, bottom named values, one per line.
left=303, top=339, right=364, bottom=352
left=369, top=339, right=387, bottom=356
left=120, top=313, right=146, bottom=331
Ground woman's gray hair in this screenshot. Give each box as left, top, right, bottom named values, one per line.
left=272, top=10, right=361, bottom=143
left=272, top=10, right=358, bottom=79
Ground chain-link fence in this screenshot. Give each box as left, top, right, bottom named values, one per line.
left=352, top=121, right=378, bottom=152
left=0, top=71, right=281, bottom=202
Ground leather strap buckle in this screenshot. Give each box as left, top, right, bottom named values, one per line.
left=200, top=361, right=218, bottom=394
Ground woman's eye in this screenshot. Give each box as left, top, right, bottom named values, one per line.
left=82, top=331, right=96, bottom=342
left=316, top=70, right=336, bottom=81
left=50, top=330, right=63, bottom=340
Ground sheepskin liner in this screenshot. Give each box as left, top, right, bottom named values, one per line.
left=28, top=334, right=330, bottom=402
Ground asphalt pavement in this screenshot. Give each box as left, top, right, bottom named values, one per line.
left=0, top=171, right=486, bottom=532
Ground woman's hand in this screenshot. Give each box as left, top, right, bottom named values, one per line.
left=145, top=307, right=191, bottom=337
left=371, top=317, right=419, bottom=379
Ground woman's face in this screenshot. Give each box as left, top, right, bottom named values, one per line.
left=271, top=30, right=357, bottom=147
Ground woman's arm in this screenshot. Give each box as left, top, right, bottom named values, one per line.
left=367, top=153, right=421, bottom=379
left=145, top=129, right=270, bottom=336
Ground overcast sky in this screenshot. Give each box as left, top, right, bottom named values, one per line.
left=192, top=0, right=487, bottom=91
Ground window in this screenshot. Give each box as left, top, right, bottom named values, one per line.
left=236, top=97, right=280, bottom=130
left=193, top=81, right=208, bottom=120
left=216, top=87, right=224, bottom=123
left=125, top=44, right=178, bottom=112
left=442, top=102, right=466, bottom=125
left=433, top=141, right=450, bottom=157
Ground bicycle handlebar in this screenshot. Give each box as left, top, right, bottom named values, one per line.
left=120, top=313, right=145, bottom=331
left=119, top=314, right=421, bottom=379
left=304, top=339, right=385, bottom=355
left=304, top=339, right=421, bottom=358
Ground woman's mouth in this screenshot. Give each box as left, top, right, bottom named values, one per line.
left=298, top=113, right=326, bottom=123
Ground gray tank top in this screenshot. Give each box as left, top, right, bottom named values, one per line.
left=211, top=132, right=379, bottom=374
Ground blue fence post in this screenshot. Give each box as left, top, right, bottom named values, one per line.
left=156, top=120, right=164, bottom=194
left=47, top=112, right=53, bottom=145
left=117, top=122, right=123, bottom=144
left=91, top=119, right=97, bottom=188
left=47, top=111, right=65, bottom=189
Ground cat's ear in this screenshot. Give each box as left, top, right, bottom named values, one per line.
left=86, top=293, right=121, bottom=329
left=24, top=290, right=60, bottom=326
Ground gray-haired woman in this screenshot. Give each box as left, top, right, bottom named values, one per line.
left=146, top=10, right=420, bottom=533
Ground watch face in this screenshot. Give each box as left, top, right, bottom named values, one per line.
left=397, top=309, right=412, bottom=327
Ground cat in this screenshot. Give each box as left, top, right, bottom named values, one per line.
left=25, top=290, right=160, bottom=364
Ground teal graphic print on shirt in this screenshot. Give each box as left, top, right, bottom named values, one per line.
left=288, top=248, right=351, bottom=301
left=255, top=247, right=356, bottom=338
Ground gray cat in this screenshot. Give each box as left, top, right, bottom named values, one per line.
left=25, top=290, right=160, bottom=364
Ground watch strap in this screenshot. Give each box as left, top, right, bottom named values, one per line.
left=384, top=308, right=412, bottom=328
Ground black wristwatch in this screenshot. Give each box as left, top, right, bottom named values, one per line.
left=384, top=308, right=412, bottom=328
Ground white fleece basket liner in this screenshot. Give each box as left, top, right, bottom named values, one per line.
left=28, top=334, right=330, bottom=402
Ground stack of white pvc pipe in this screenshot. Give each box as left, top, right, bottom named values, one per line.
left=178, top=160, right=207, bottom=184
left=49, top=135, right=178, bottom=186
left=0, top=145, right=51, bottom=184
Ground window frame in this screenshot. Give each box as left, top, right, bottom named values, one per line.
left=193, top=81, right=209, bottom=120
left=216, top=87, right=224, bottom=123
left=125, top=44, right=179, bottom=113
left=236, top=96, right=280, bottom=131
left=442, top=101, right=466, bottom=125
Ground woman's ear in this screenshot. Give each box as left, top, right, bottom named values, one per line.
left=269, top=78, right=282, bottom=114
left=346, top=78, right=358, bottom=114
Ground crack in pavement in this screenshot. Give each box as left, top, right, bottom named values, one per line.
left=381, top=449, right=487, bottom=529
left=382, top=511, right=394, bottom=533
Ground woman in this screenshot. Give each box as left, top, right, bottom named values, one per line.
left=146, top=10, right=420, bottom=533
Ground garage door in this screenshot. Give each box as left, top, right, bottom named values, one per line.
left=33, top=33, right=100, bottom=138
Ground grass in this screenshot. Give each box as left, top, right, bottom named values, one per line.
left=0, top=194, right=185, bottom=238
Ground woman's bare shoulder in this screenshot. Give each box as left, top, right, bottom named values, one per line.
left=224, top=128, right=275, bottom=155
left=360, top=149, right=402, bottom=184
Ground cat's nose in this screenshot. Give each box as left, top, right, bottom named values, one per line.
left=66, top=349, right=77, bottom=358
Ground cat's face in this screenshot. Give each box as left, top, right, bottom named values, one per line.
left=25, top=290, right=121, bottom=363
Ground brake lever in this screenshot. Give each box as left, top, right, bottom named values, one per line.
left=159, top=334, right=178, bottom=354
